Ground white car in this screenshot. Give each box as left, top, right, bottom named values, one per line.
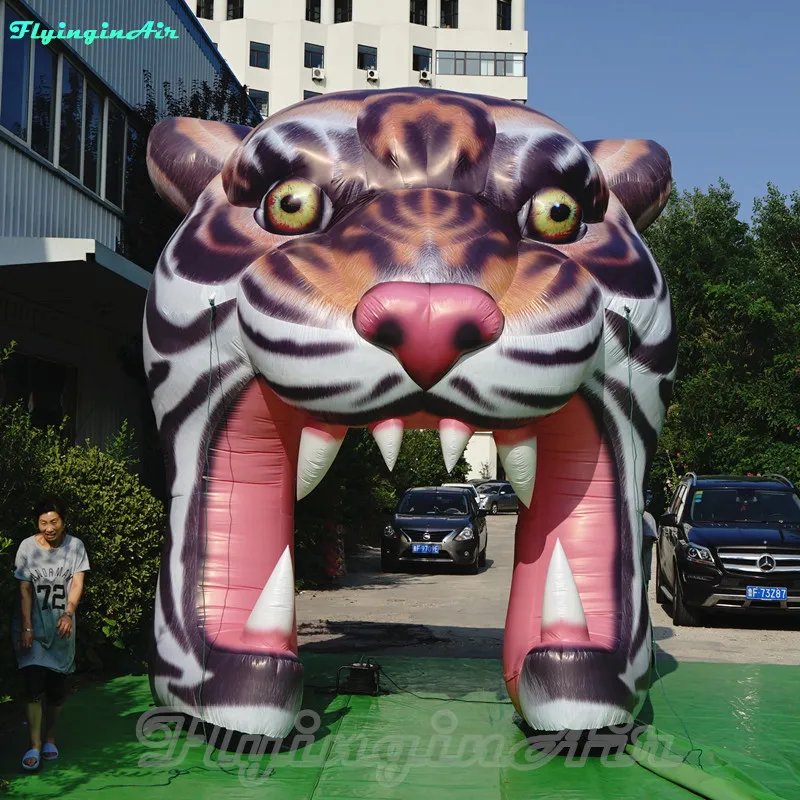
left=442, top=483, right=480, bottom=502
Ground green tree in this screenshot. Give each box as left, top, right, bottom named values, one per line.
left=388, top=430, right=470, bottom=495
left=644, top=182, right=800, bottom=510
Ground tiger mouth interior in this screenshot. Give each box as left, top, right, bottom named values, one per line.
left=199, top=378, right=621, bottom=675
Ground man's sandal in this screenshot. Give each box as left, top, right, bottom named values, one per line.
left=21, top=748, right=40, bottom=770
left=42, top=743, right=59, bottom=760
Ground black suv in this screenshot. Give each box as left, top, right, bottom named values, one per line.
left=382, top=487, right=488, bottom=574
left=656, top=474, right=800, bottom=625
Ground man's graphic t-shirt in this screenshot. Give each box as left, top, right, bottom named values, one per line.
left=13, top=535, right=90, bottom=673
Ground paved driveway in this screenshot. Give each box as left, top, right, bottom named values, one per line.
left=296, top=514, right=800, bottom=664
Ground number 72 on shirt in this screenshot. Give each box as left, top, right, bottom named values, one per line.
left=37, top=584, right=66, bottom=611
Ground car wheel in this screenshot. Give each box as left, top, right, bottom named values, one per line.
left=655, top=548, right=667, bottom=604
left=467, top=556, right=479, bottom=575
left=478, top=546, right=487, bottom=568
left=672, top=572, right=703, bottom=627
left=381, top=553, right=397, bottom=572
left=490, top=502, right=498, bottom=515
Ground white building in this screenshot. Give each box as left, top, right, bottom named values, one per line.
left=463, top=431, right=499, bottom=481
left=0, top=0, right=251, bottom=461
left=193, top=0, right=527, bottom=117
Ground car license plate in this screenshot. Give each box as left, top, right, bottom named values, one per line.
left=746, top=586, right=787, bottom=601
left=411, top=544, right=440, bottom=555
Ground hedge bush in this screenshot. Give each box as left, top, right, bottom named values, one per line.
left=0, top=404, right=165, bottom=695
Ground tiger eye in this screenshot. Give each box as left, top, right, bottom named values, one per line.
left=528, top=189, right=582, bottom=243
left=257, top=178, right=326, bottom=235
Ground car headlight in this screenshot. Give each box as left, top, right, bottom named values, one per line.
left=685, top=544, right=714, bottom=564
left=454, top=527, right=474, bottom=541
left=383, top=525, right=397, bottom=538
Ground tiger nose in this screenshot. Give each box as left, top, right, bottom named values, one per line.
left=353, top=282, right=504, bottom=390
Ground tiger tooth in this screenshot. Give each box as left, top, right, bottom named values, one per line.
left=495, top=434, right=537, bottom=508
left=541, top=539, right=590, bottom=643
left=244, top=546, right=295, bottom=637
left=439, top=419, right=473, bottom=473
left=370, top=418, right=404, bottom=471
left=296, top=424, right=347, bottom=500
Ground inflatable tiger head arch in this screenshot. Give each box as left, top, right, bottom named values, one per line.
left=144, top=88, right=676, bottom=737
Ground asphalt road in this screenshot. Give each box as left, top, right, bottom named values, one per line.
left=296, top=514, right=800, bottom=665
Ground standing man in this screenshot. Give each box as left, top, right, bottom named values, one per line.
left=14, top=497, right=90, bottom=771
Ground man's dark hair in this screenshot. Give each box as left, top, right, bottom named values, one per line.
left=33, top=495, right=68, bottom=522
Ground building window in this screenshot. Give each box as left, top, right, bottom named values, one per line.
left=0, top=10, right=128, bottom=201
left=249, top=41, right=270, bottom=68
left=306, top=0, right=321, bottom=22
left=512, top=98, right=526, bottom=104
left=304, top=43, right=325, bottom=69
left=441, top=0, right=458, bottom=28
left=227, top=0, right=244, bottom=20
left=304, top=90, right=322, bottom=99
left=83, top=86, right=103, bottom=194
left=196, top=0, right=214, bottom=20
left=497, top=0, right=512, bottom=30
left=105, top=102, right=126, bottom=207
left=334, top=0, right=352, bottom=22
left=249, top=89, right=269, bottom=117
left=410, top=0, right=427, bottom=25
left=1, top=6, right=31, bottom=140
left=30, top=42, right=58, bottom=160
left=412, top=46, right=432, bottom=72
left=59, top=59, right=83, bottom=179
left=436, top=51, right=525, bottom=77
left=357, top=45, right=377, bottom=71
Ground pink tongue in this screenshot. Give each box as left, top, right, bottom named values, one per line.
left=202, top=379, right=303, bottom=655
left=503, top=396, right=619, bottom=687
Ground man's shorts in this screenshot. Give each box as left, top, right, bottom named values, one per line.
left=21, top=665, right=67, bottom=705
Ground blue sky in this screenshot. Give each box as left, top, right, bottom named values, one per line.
left=526, top=0, right=800, bottom=219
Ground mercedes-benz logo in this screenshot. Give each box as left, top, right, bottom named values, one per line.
left=758, top=554, right=776, bottom=572
left=423, top=532, right=431, bottom=541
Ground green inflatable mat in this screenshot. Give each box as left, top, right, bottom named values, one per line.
left=1, top=655, right=797, bottom=799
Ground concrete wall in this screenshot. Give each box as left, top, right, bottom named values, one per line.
left=464, top=432, right=498, bottom=481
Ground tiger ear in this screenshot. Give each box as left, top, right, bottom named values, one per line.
left=582, top=139, right=672, bottom=231
left=146, top=117, right=252, bottom=215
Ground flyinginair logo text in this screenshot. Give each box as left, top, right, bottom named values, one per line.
left=8, top=20, right=180, bottom=45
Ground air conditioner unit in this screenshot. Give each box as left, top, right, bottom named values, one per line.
left=419, top=69, right=432, bottom=83
left=367, top=68, right=379, bottom=81
left=312, top=67, right=326, bottom=81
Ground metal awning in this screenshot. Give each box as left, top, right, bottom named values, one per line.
left=0, top=237, right=151, bottom=288
left=0, top=237, right=151, bottom=335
